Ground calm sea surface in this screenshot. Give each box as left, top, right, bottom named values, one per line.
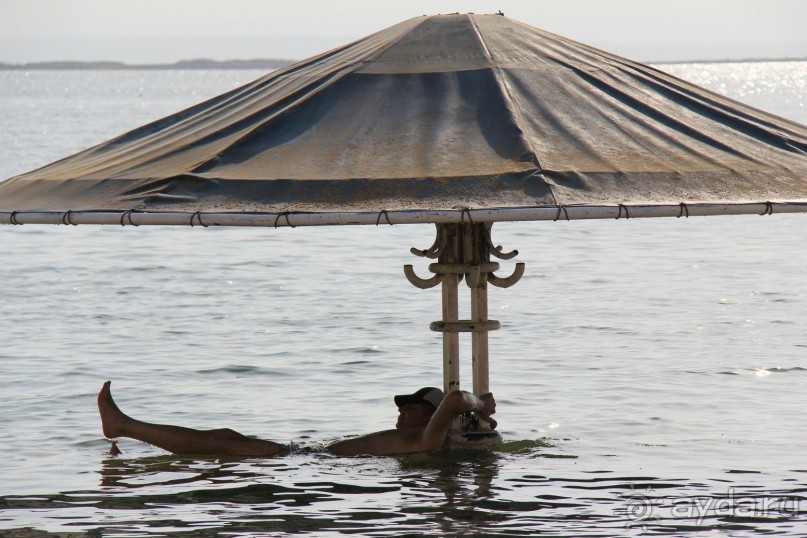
left=0, top=63, right=806, bottom=536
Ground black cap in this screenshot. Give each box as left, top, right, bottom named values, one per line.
left=394, top=387, right=444, bottom=411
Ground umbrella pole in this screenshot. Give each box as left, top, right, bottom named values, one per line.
left=464, top=223, right=490, bottom=398
left=471, top=273, right=490, bottom=397
left=442, top=270, right=461, bottom=394
left=404, top=222, right=524, bottom=445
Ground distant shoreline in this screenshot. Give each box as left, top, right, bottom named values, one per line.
left=651, top=56, right=807, bottom=65
left=0, top=58, right=295, bottom=70
left=0, top=56, right=804, bottom=71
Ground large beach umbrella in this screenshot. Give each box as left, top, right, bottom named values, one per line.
left=2, top=14, right=807, bottom=436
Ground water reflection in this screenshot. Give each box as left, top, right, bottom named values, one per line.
left=0, top=446, right=803, bottom=535
left=97, top=455, right=266, bottom=489
left=394, top=449, right=502, bottom=534
left=93, top=450, right=507, bottom=535
left=88, top=448, right=514, bottom=535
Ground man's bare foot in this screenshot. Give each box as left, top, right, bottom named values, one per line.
left=98, top=381, right=130, bottom=439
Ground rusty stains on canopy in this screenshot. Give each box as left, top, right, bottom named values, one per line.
left=1, top=13, right=807, bottom=225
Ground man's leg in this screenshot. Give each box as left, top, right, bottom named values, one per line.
left=98, top=381, right=287, bottom=457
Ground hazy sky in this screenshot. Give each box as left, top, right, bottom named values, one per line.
left=1, top=0, right=806, bottom=63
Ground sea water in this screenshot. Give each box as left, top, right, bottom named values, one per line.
left=0, top=62, right=805, bottom=536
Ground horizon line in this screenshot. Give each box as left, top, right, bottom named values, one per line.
left=2, top=56, right=806, bottom=71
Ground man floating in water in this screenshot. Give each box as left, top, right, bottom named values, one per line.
left=98, top=381, right=496, bottom=457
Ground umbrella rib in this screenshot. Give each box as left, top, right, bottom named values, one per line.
left=469, top=15, right=546, bottom=176
left=469, top=15, right=556, bottom=206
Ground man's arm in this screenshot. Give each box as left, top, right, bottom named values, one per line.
left=420, top=390, right=496, bottom=450
left=327, top=391, right=496, bottom=457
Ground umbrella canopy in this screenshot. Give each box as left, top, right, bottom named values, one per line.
left=1, top=13, right=807, bottom=226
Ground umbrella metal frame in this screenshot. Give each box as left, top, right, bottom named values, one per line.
left=3, top=201, right=807, bottom=227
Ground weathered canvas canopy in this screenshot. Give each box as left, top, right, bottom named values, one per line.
left=2, top=13, right=807, bottom=226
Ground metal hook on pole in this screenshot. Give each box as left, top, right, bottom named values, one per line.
left=410, top=223, right=447, bottom=259
left=488, top=262, right=525, bottom=288
left=403, top=265, right=443, bottom=289
left=483, top=224, right=518, bottom=260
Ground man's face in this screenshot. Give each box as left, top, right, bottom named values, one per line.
left=396, top=402, right=434, bottom=429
